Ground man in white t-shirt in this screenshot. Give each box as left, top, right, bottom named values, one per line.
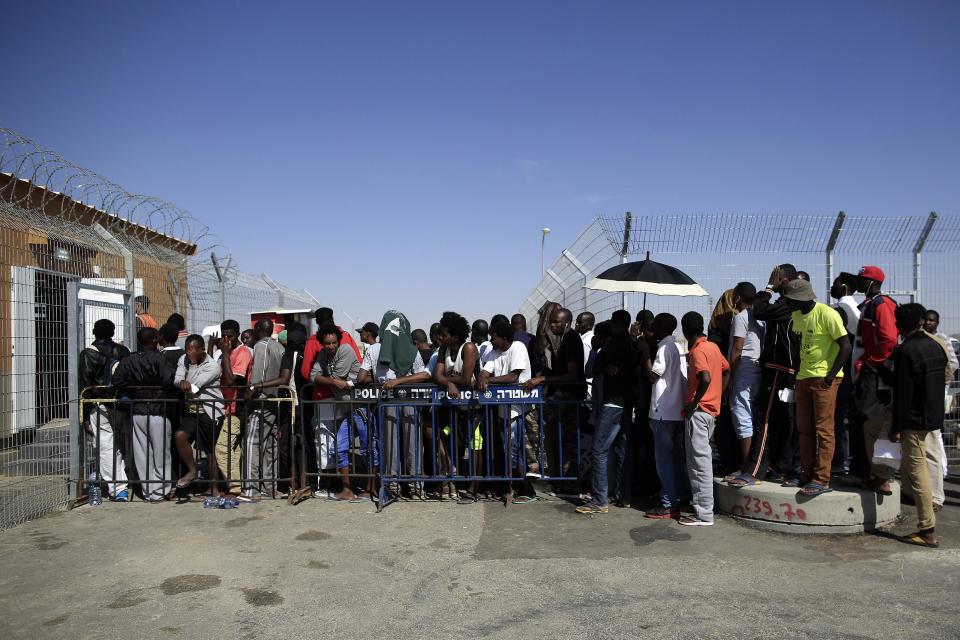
left=478, top=320, right=532, bottom=499
left=472, top=319, right=494, bottom=361
left=830, top=274, right=861, bottom=475
left=576, top=312, right=596, bottom=397
left=644, top=313, right=689, bottom=519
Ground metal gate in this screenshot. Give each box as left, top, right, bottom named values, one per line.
left=66, top=279, right=133, bottom=508
left=0, top=277, right=131, bottom=529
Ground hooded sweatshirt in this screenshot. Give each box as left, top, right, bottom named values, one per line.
left=377, top=310, right=417, bottom=377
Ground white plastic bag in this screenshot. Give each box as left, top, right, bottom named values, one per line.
left=872, top=440, right=901, bottom=469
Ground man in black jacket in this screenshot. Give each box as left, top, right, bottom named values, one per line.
left=885, top=303, right=947, bottom=548
left=740, top=263, right=801, bottom=484
left=78, top=319, right=131, bottom=501
left=112, top=327, right=177, bottom=502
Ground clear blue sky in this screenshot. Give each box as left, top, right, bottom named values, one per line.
left=3, top=2, right=958, bottom=331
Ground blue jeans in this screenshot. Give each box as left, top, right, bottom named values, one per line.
left=730, top=359, right=761, bottom=440
left=590, top=405, right=623, bottom=506
left=650, top=418, right=688, bottom=509
left=336, top=410, right=379, bottom=469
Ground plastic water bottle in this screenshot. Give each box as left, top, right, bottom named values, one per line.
left=87, top=472, right=102, bottom=507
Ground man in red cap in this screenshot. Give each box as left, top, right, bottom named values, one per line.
left=851, top=265, right=899, bottom=492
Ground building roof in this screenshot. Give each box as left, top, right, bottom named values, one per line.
left=0, top=173, right=197, bottom=257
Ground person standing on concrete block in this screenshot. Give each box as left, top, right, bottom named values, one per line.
left=678, top=312, right=729, bottom=527
left=111, top=327, right=177, bottom=502
left=850, top=266, right=898, bottom=486
left=725, top=282, right=765, bottom=488
left=885, top=303, right=947, bottom=548
left=78, top=318, right=132, bottom=501
left=829, top=274, right=860, bottom=476
left=747, top=264, right=801, bottom=485
left=783, top=279, right=851, bottom=498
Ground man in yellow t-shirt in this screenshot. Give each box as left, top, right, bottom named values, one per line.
left=783, top=279, right=852, bottom=497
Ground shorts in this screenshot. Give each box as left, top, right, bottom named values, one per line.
left=177, top=412, right=221, bottom=455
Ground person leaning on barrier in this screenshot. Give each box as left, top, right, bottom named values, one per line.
left=477, top=319, right=533, bottom=502
left=355, top=312, right=422, bottom=499
left=434, top=311, right=483, bottom=504
left=242, top=319, right=285, bottom=498
left=172, top=334, right=224, bottom=494
left=78, top=318, right=132, bottom=502
left=882, top=303, right=948, bottom=549
left=275, top=322, right=309, bottom=496
left=213, top=320, right=252, bottom=494
left=159, top=323, right=186, bottom=482
left=523, top=307, right=586, bottom=496
left=111, top=327, right=177, bottom=502
left=310, top=322, right=376, bottom=502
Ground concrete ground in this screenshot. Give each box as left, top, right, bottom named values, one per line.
left=1, top=478, right=959, bottom=640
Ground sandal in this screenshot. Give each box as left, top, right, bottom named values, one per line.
left=727, top=473, right=757, bottom=488
left=899, top=532, right=939, bottom=548
left=457, top=492, right=479, bottom=505
left=574, top=503, right=609, bottom=515
left=780, top=477, right=801, bottom=488
left=512, top=495, right=542, bottom=505
left=798, top=482, right=833, bottom=497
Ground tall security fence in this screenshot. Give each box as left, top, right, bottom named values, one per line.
left=519, top=212, right=960, bottom=333
left=0, top=128, right=315, bottom=529
left=518, top=211, right=960, bottom=464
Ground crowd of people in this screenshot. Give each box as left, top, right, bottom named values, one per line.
left=77, top=264, right=954, bottom=547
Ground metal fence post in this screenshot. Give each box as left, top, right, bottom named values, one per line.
left=66, top=280, right=81, bottom=502
left=620, top=211, right=632, bottom=310
left=562, top=248, right=592, bottom=316
left=211, top=253, right=231, bottom=322
left=262, top=273, right=284, bottom=307
left=92, top=223, right=137, bottom=346
left=825, top=211, right=845, bottom=300
left=913, top=211, right=938, bottom=303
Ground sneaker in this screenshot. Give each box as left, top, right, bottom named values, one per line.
left=644, top=506, right=678, bottom=519
left=113, top=490, right=129, bottom=502
left=677, top=515, right=714, bottom=526
left=575, top=503, right=609, bottom=515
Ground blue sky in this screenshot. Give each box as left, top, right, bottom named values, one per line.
left=3, top=2, right=958, bottom=331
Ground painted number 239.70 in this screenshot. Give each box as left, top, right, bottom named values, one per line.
left=733, top=495, right=807, bottom=522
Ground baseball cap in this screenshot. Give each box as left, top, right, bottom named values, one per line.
left=782, top=279, right=816, bottom=302
left=858, top=266, right=885, bottom=283
left=357, top=322, right=379, bottom=338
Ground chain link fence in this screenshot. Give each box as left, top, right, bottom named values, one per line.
left=518, top=212, right=960, bottom=466
left=0, top=128, right=315, bottom=529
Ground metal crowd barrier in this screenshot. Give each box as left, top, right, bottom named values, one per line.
left=77, top=382, right=592, bottom=511
left=368, top=383, right=590, bottom=510
left=289, top=384, right=380, bottom=505
left=76, top=386, right=296, bottom=504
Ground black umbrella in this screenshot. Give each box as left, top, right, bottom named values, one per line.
left=584, top=255, right=708, bottom=308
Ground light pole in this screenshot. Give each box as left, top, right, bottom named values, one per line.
left=540, top=227, right=551, bottom=279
